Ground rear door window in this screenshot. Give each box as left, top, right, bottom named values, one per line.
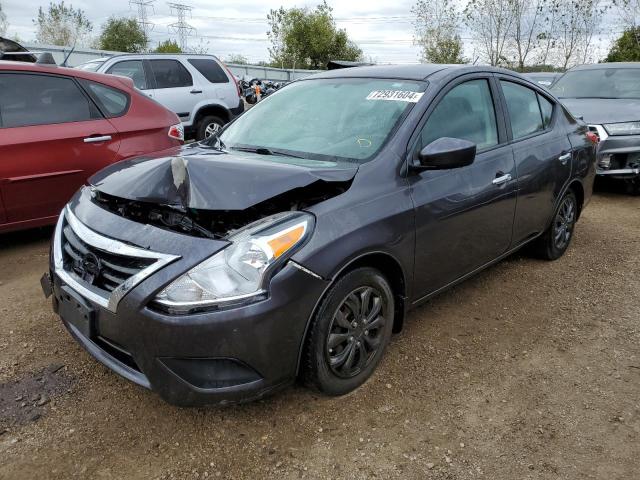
left=188, top=58, right=229, bottom=83
left=0, top=73, right=99, bottom=128
left=107, top=60, right=148, bottom=90
left=501, top=81, right=544, bottom=139
left=149, top=59, right=193, bottom=89
left=82, top=81, right=130, bottom=117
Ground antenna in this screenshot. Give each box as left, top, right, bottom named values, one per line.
left=168, top=2, right=195, bottom=51
left=61, top=39, right=77, bottom=67
left=130, top=0, right=155, bottom=50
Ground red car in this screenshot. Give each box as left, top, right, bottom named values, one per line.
left=0, top=60, right=183, bottom=233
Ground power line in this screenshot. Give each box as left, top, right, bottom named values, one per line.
left=130, top=0, right=155, bottom=49
left=167, top=2, right=195, bottom=51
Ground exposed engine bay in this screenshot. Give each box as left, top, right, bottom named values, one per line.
left=90, top=179, right=351, bottom=239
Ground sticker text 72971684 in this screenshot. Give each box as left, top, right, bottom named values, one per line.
left=366, top=90, right=424, bottom=103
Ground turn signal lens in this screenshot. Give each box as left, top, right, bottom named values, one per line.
left=267, top=225, right=305, bottom=258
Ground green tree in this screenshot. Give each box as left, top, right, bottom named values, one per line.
left=154, top=39, right=182, bottom=53
left=605, top=27, right=640, bottom=62
left=267, top=1, right=363, bottom=69
left=412, top=0, right=465, bottom=64
left=33, top=1, right=92, bottom=46
left=98, top=17, right=147, bottom=52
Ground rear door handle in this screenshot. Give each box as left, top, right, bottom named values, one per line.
left=190, top=89, right=203, bottom=94
left=83, top=135, right=112, bottom=143
left=559, top=152, right=571, bottom=164
left=492, top=173, right=512, bottom=186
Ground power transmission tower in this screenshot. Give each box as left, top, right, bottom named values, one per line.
left=168, top=2, right=196, bottom=51
left=130, top=0, right=155, bottom=50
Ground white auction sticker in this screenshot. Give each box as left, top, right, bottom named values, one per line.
left=366, top=90, right=424, bottom=102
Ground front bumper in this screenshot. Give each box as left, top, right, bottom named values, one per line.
left=591, top=126, right=640, bottom=179
left=46, top=199, right=328, bottom=406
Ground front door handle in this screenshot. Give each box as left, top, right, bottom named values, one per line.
left=492, top=173, right=512, bottom=186
left=83, top=135, right=112, bottom=143
left=190, top=89, right=203, bottom=94
left=558, top=152, right=571, bottom=164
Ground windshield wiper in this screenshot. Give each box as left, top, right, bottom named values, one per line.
left=229, top=146, right=305, bottom=159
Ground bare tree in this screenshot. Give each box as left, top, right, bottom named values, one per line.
left=509, top=0, right=546, bottom=69
left=0, top=1, right=8, bottom=37
left=554, top=0, right=607, bottom=68
left=616, top=0, right=640, bottom=29
left=33, top=1, right=92, bottom=47
left=579, top=0, right=608, bottom=63
left=464, top=0, right=516, bottom=66
left=412, top=0, right=466, bottom=63
left=537, top=0, right=560, bottom=66
left=555, top=0, right=583, bottom=68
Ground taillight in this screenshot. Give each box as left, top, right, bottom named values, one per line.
left=586, top=131, right=599, bottom=144
left=168, top=123, right=184, bottom=142
left=220, top=61, right=241, bottom=98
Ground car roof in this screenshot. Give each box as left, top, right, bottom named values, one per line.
left=304, top=64, right=524, bottom=81
left=102, top=53, right=222, bottom=60
left=569, top=62, right=640, bottom=71
left=0, top=60, right=136, bottom=89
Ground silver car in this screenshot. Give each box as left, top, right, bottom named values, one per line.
left=77, top=54, right=244, bottom=140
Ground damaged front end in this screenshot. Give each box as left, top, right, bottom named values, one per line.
left=78, top=150, right=356, bottom=314
left=589, top=125, right=640, bottom=192
left=88, top=151, right=356, bottom=239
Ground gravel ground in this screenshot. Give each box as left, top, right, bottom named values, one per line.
left=0, top=186, right=639, bottom=480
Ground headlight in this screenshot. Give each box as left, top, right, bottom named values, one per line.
left=154, top=212, right=314, bottom=314
left=603, top=121, right=640, bottom=136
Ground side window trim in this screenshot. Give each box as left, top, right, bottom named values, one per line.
left=142, top=60, right=157, bottom=89
left=405, top=73, right=506, bottom=164
left=496, top=75, right=558, bottom=144
left=535, top=91, right=557, bottom=130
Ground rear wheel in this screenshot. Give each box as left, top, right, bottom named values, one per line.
left=533, top=190, right=578, bottom=260
left=302, top=267, right=394, bottom=396
left=196, top=115, right=225, bottom=141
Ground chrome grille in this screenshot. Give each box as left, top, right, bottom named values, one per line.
left=53, top=207, right=180, bottom=312
left=61, top=223, right=154, bottom=294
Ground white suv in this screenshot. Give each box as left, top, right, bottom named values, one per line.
left=77, top=54, right=244, bottom=140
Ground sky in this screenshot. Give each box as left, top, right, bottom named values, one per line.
left=0, top=0, right=623, bottom=65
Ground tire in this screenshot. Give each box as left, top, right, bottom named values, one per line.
left=196, top=115, right=225, bottom=141
left=532, top=190, right=578, bottom=260
left=302, top=267, right=395, bottom=396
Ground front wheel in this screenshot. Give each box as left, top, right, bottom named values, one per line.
left=302, top=267, right=394, bottom=396
left=533, top=190, right=578, bottom=260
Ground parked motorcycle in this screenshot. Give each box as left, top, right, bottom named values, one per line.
left=237, top=77, right=285, bottom=105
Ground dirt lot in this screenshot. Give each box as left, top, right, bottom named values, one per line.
left=1, top=187, right=639, bottom=480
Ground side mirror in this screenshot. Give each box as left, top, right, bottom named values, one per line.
left=412, top=137, right=476, bottom=171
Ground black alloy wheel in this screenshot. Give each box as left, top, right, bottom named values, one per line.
left=553, top=194, right=576, bottom=251
left=326, top=286, right=386, bottom=378
left=302, top=267, right=394, bottom=396
left=533, top=190, right=578, bottom=260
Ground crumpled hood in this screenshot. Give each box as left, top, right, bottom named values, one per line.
left=89, top=146, right=358, bottom=210
left=560, top=98, right=640, bottom=125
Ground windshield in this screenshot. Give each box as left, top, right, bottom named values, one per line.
left=216, top=77, right=426, bottom=165
left=76, top=60, right=105, bottom=72
left=551, top=68, right=640, bottom=99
